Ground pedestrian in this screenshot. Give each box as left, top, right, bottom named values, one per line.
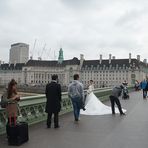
left=135, top=80, right=140, bottom=91
left=45, top=75, right=62, bottom=128
left=68, top=74, right=84, bottom=122
left=145, top=79, right=148, bottom=97
left=4, top=79, right=20, bottom=125
left=122, top=80, right=128, bottom=86
left=1, top=79, right=20, bottom=137
left=109, top=85, right=126, bottom=115
left=140, top=79, right=147, bottom=99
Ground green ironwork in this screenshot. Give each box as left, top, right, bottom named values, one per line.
left=0, top=87, right=133, bottom=135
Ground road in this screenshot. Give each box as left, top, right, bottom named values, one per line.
left=0, top=91, right=148, bottom=148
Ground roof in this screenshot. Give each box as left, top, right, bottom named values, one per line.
left=0, top=58, right=146, bottom=70
left=25, top=57, right=80, bottom=67
left=11, top=43, right=29, bottom=47
left=0, top=63, right=25, bottom=70
left=82, top=59, right=148, bottom=69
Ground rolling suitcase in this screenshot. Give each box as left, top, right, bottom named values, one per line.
left=6, top=118, right=29, bottom=146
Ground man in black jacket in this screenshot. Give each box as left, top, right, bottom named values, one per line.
left=45, top=75, right=62, bottom=128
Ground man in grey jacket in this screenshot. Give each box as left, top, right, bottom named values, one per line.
left=109, top=85, right=125, bottom=115
left=68, top=74, right=85, bottom=121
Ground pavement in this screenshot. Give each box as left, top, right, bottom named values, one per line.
left=0, top=91, right=148, bottom=148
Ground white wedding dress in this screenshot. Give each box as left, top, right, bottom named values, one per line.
left=81, top=85, right=126, bottom=115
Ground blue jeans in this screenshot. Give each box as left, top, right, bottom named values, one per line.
left=71, top=98, right=81, bottom=120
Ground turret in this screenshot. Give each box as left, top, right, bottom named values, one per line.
left=58, top=48, right=64, bottom=64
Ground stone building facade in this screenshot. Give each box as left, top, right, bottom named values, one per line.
left=0, top=52, right=148, bottom=88
left=80, top=54, right=148, bottom=88
left=22, top=57, right=80, bottom=86
left=0, top=63, right=25, bottom=86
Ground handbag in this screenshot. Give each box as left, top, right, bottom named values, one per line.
left=0, top=92, right=8, bottom=108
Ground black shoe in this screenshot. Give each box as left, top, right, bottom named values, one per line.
left=112, top=113, right=115, bottom=115
left=54, top=125, right=60, bottom=129
left=75, top=118, right=79, bottom=122
left=82, top=107, right=86, bottom=111
left=120, top=113, right=126, bottom=116
left=47, top=126, right=51, bottom=128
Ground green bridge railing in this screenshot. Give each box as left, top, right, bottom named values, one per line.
left=0, top=87, right=133, bottom=135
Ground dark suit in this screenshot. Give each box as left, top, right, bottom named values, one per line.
left=45, top=81, right=62, bottom=127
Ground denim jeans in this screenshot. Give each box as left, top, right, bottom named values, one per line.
left=71, top=97, right=81, bottom=120
left=143, top=89, right=147, bottom=99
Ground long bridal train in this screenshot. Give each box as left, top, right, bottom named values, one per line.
left=80, top=92, right=126, bottom=115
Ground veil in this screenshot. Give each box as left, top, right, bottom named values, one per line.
left=81, top=86, right=126, bottom=115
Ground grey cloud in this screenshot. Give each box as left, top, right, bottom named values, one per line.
left=0, top=0, right=148, bottom=62
left=61, top=0, right=96, bottom=8
left=116, top=8, right=148, bottom=27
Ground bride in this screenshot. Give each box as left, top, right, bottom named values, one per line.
left=81, top=80, right=126, bottom=115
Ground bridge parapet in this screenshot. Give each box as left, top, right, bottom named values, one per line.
left=0, top=87, right=133, bottom=135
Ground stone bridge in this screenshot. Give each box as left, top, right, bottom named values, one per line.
left=1, top=88, right=148, bottom=148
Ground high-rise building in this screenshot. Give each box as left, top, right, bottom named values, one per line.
left=9, top=43, right=29, bottom=64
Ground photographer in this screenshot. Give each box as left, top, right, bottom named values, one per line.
left=109, top=85, right=125, bottom=115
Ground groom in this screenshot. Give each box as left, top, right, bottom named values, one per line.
left=68, top=74, right=85, bottom=121
left=45, top=75, right=62, bottom=128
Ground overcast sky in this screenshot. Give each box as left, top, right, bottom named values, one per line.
left=0, top=0, right=148, bottom=62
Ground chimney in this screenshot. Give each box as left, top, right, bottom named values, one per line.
left=137, top=55, right=140, bottom=62
left=80, top=54, right=84, bottom=68
left=109, top=54, right=112, bottom=64
left=112, top=56, right=116, bottom=60
left=30, top=56, right=33, bottom=60
left=129, top=53, right=131, bottom=64
left=38, top=57, right=42, bottom=61
left=143, top=59, right=147, bottom=64
left=80, top=54, right=84, bottom=60
left=100, top=54, right=102, bottom=64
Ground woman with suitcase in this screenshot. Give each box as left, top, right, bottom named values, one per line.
left=6, top=79, right=20, bottom=125
left=3, top=79, right=28, bottom=145
left=4, top=79, right=20, bottom=139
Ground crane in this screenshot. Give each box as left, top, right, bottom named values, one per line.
left=30, top=39, right=37, bottom=60
left=45, top=48, right=52, bottom=60
left=38, top=44, right=46, bottom=60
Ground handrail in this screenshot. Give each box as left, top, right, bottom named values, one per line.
left=0, top=86, right=133, bottom=135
